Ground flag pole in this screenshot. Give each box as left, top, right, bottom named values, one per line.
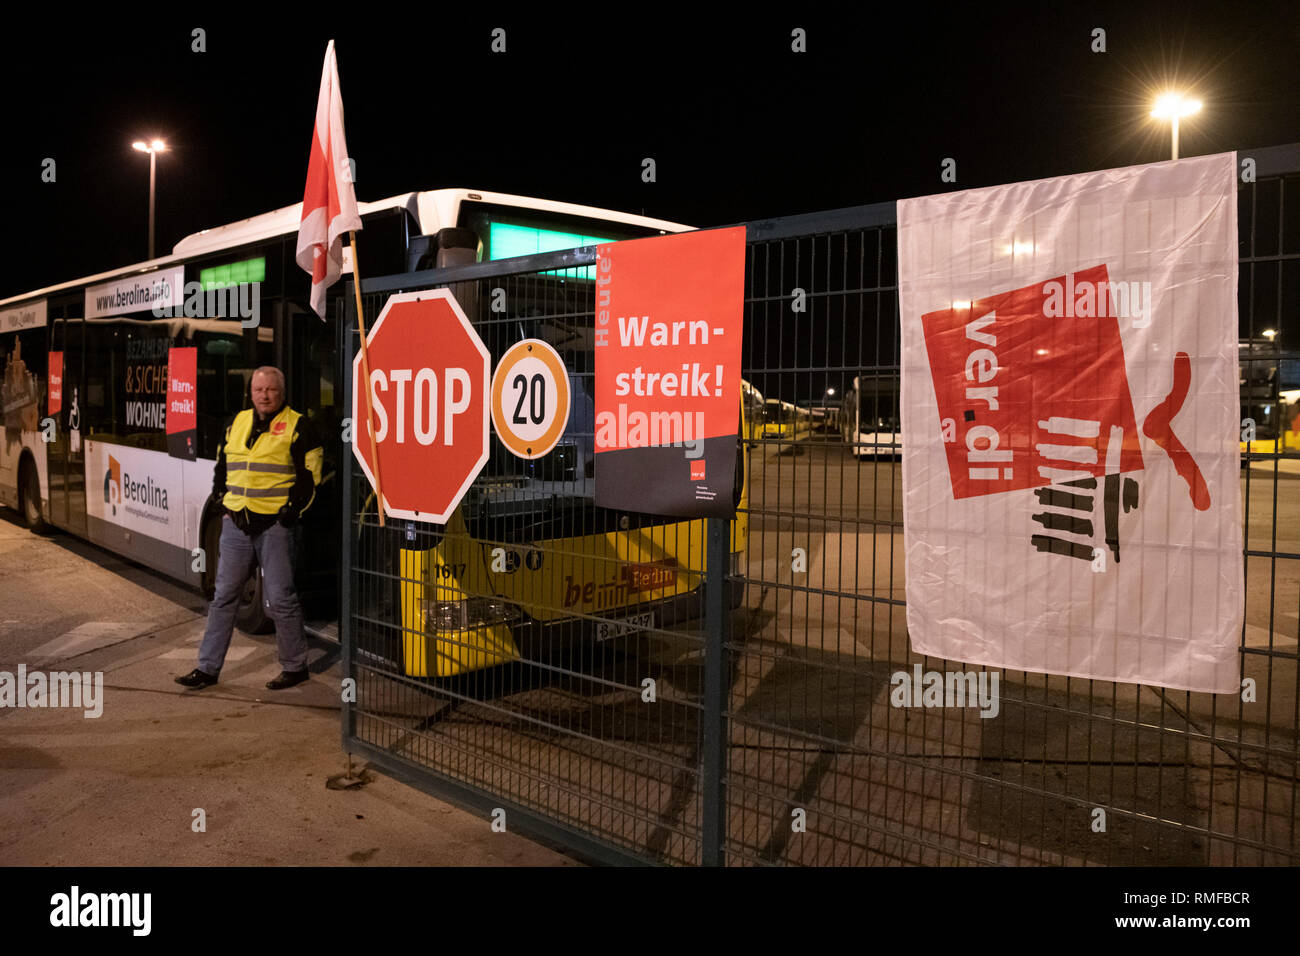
left=350, top=231, right=386, bottom=528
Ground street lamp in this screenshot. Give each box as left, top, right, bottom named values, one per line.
left=132, top=139, right=167, bottom=259
left=1151, top=94, right=1201, bottom=161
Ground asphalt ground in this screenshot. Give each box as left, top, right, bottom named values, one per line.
left=0, top=512, right=577, bottom=866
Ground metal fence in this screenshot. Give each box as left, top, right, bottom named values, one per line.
left=341, top=148, right=1300, bottom=865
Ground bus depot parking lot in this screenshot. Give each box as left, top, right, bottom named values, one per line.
left=0, top=512, right=575, bottom=866
left=6, top=429, right=1292, bottom=865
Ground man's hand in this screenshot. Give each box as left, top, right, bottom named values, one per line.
left=276, top=505, right=297, bottom=528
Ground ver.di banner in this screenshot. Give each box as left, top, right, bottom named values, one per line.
left=594, top=226, right=745, bottom=517
left=898, top=152, right=1243, bottom=694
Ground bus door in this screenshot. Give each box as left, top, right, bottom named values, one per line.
left=280, top=299, right=342, bottom=610
left=47, top=303, right=87, bottom=535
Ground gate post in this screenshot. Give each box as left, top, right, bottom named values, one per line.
left=701, top=515, right=729, bottom=865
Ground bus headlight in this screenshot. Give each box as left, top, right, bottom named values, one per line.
left=421, top=597, right=522, bottom=632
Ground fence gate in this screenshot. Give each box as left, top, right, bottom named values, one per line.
left=342, top=150, right=1300, bottom=865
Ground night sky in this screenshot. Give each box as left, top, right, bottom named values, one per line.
left=2, top=5, right=1298, bottom=301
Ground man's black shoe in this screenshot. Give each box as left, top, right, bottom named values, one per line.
left=175, top=668, right=218, bottom=688
left=266, top=669, right=309, bottom=690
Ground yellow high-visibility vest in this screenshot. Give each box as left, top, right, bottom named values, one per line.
left=222, top=406, right=320, bottom=515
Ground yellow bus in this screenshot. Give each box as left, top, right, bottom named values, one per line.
left=356, top=277, right=752, bottom=679
left=1239, top=341, right=1300, bottom=457
left=758, top=398, right=811, bottom=443
left=386, top=392, right=751, bottom=678
left=741, top=379, right=764, bottom=443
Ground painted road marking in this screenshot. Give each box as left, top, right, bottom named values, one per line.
left=160, top=646, right=256, bottom=662
left=26, top=622, right=139, bottom=666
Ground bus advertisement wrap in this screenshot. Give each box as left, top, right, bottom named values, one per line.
left=84, top=267, right=185, bottom=319
left=593, top=227, right=745, bottom=517
left=85, top=441, right=186, bottom=548
left=1, top=299, right=47, bottom=332
left=0, top=330, right=46, bottom=514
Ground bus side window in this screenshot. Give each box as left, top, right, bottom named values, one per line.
left=81, top=323, right=120, bottom=442
left=196, top=327, right=261, bottom=458
left=121, top=323, right=171, bottom=452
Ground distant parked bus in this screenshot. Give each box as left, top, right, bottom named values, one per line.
left=759, top=398, right=811, bottom=443
left=741, top=379, right=764, bottom=442
left=1239, top=339, right=1300, bottom=456
left=840, top=371, right=901, bottom=459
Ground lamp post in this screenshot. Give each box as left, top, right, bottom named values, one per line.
left=1151, top=94, right=1201, bottom=161
left=132, top=139, right=167, bottom=259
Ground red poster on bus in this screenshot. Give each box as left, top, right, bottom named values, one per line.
left=48, top=351, right=63, bottom=415
left=594, top=226, right=745, bottom=517
left=165, top=346, right=197, bottom=460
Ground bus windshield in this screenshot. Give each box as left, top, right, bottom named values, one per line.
left=854, top=374, right=901, bottom=430
left=762, top=401, right=787, bottom=424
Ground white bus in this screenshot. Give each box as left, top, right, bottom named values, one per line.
left=840, top=371, right=901, bottom=459
left=0, top=189, right=691, bottom=635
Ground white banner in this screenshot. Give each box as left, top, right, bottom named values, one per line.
left=899, top=152, right=1243, bottom=693
left=84, top=267, right=184, bottom=319
left=0, top=299, right=46, bottom=331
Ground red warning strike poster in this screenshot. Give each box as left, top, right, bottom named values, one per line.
left=165, top=346, right=197, bottom=460
left=594, top=226, right=745, bottom=517
left=47, top=352, right=63, bottom=415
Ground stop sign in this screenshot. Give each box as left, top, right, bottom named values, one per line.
left=351, top=289, right=490, bottom=523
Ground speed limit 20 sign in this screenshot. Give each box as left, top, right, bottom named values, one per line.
left=490, top=339, right=571, bottom=460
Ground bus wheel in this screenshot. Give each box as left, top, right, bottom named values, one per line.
left=20, top=461, right=48, bottom=533
left=234, top=567, right=271, bottom=634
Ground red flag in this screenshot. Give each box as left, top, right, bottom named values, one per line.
left=296, top=39, right=362, bottom=319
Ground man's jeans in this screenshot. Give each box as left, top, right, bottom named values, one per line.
left=197, top=515, right=307, bottom=676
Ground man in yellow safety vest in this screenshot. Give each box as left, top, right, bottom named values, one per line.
left=175, top=366, right=323, bottom=690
